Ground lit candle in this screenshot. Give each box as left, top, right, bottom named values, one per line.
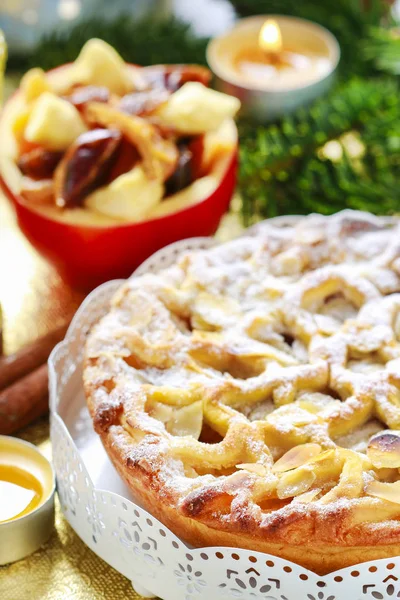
left=258, top=18, right=283, bottom=61
left=207, top=16, right=340, bottom=121
left=237, top=19, right=286, bottom=77
left=236, top=18, right=332, bottom=89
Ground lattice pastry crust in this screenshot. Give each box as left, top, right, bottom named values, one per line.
left=84, top=210, right=400, bottom=575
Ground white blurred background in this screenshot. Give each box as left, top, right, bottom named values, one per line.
left=0, top=0, right=236, bottom=53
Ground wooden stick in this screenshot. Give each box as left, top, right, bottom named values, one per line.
left=0, top=364, right=49, bottom=435
left=0, top=322, right=70, bottom=392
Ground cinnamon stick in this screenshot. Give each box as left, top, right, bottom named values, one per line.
left=0, top=322, right=70, bottom=392
left=0, top=364, right=49, bottom=435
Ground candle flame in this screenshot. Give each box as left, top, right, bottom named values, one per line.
left=259, top=19, right=282, bottom=54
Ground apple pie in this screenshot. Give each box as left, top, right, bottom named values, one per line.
left=84, top=210, right=400, bottom=574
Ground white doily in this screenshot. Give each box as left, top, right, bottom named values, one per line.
left=49, top=235, right=400, bottom=600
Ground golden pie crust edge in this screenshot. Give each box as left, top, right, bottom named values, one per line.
left=85, top=417, right=400, bottom=575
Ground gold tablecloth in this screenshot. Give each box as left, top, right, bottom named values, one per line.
left=0, top=128, right=242, bottom=598
left=0, top=182, right=143, bottom=599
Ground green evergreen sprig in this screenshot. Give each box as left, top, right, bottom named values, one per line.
left=7, top=15, right=209, bottom=71
left=230, top=0, right=400, bottom=221
left=362, top=26, right=400, bottom=75
left=239, top=78, right=400, bottom=223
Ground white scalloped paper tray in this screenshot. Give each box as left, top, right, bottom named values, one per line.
left=49, top=235, right=400, bottom=600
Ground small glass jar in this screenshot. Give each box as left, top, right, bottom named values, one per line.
left=0, top=435, right=55, bottom=565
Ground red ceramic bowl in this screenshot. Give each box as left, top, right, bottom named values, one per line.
left=0, top=67, right=238, bottom=290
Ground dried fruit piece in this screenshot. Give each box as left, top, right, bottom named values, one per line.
left=141, top=64, right=211, bottom=92
left=20, top=177, right=54, bottom=205
left=54, top=128, right=121, bottom=208
left=165, top=143, right=193, bottom=196
left=107, top=136, right=140, bottom=182
left=272, top=443, right=322, bottom=473
left=366, top=480, right=400, bottom=504
left=367, top=430, right=400, bottom=469
left=85, top=102, right=178, bottom=181
left=18, top=147, right=63, bottom=179
left=119, top=88, right=170, bottom=116
left=66, top=85, right=110, bottom=111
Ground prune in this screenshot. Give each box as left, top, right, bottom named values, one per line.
left=54, top=128, right=121, bottom=208
left=119, top=88, right=170, bottom=116
left=165, top=143, right=194, bottom=196
left=66, top=86, right=110, bottom=111
left=18, top=147, right=63, bottom=180
left=141, top=64, right=211, bottom=92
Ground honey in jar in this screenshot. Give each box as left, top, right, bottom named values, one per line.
left=0, top=464, right=43, bottom=523
left=0, top=435, right=55, bottom=565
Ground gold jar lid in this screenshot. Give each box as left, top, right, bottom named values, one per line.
left=0, top=435, right=55, bottom=565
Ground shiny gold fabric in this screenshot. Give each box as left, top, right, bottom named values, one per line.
left=0, top=128, right=242, bottom=598
left=0, top=187, right=141, bottom=599
left=0, top=420, right=139, bottom=600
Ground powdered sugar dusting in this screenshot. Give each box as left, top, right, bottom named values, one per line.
left=85, top=210, right=400, bottom=535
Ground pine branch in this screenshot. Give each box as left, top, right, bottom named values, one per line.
left=239, top=78, right=400, bottom=223
left=362, top=26, right=400, bottom=75
left=7, top=15, right=209, bottom=71
left=231, top=0, right=385, bottom=29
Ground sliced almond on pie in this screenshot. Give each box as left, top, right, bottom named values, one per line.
left=292, top=488, right=321, bottom=503
left=367, top=430, right=400, bottom=469
left=237, top=463, right=267, bottom=476
left=272, top=443, right=322, bottom=473
left=277, top=469, right=316, bottom=499
left=366, top=480, right=400, bottom=504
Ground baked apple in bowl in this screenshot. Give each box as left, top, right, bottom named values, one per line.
left=0, top=39, right=239, bottom=289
